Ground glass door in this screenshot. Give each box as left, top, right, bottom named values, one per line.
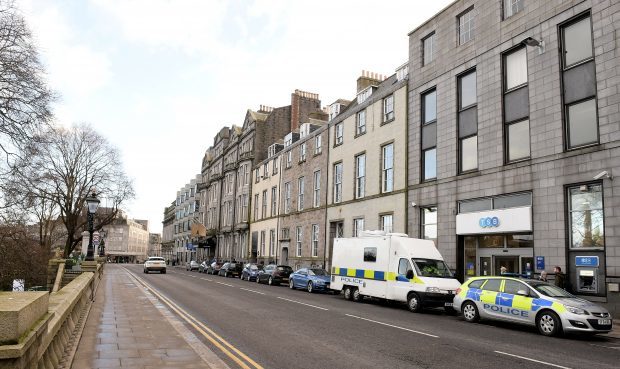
left=493, top=256, right=519, bottom=275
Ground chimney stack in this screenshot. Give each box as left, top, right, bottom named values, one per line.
left=356, top=70, right=384, bottom=93
left=290, top=89, right=321, bottom=132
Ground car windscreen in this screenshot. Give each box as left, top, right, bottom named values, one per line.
left=309, top=269, right=328, bottom=276
left=411, top=258, right=453, bottom=278
left=526, top=282, right=575, bottom=298
left=148, top=258, right=164, bottom=261
left=277, top=266, right=292, bottom=271
left=250, top=265, right=260, bottom=270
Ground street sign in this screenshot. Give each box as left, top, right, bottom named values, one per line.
left=12, top=279, right=24, bottom=291
left=575, top=256, right=599, bottom=267
left=536, top=256, right=545, bottom=270
left=93, top=232, right=100, bottom=246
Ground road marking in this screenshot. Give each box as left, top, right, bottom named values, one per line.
left=125, top=269, right=263, bottom=369
left=276, top=297, right=328, bottom=311
left=239, top=288, right=265, bottom=295
left=216, top=282, right=235, bottom=287
left=201, top=278, right=214, bottom=282
left=494, top=351, right=571, bottom=369
left=345, top=314, right=439, bottom=338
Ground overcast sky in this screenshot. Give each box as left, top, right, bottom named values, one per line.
left=18, top=0, right=454, bottom=233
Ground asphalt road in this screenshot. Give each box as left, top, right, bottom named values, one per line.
left=122, top=264, right=620, bottom=369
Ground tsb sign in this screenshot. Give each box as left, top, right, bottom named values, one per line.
left=479, top=216, right=500, bottom=228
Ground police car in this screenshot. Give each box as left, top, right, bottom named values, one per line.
left=453, top=276, right=612, bottom=336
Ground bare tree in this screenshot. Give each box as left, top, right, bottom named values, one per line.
left=0, top=0, right=54, bottom=170
left=15, top=124, right=135, bottom=257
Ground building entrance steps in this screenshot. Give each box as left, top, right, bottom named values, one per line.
left=71, top=265, right=225, bottom=369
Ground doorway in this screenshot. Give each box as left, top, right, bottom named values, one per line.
left=493, top=256, right=519, bottom=275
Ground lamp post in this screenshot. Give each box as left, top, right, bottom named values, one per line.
left=85, top=191, right=101, bottom=261
left=99, top=228, right=106, bottom=257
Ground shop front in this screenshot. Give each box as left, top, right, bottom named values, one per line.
left=455, top=193, right=533, bottom=281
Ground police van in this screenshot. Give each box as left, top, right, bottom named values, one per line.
left=330, top=231, right=461, bottom=313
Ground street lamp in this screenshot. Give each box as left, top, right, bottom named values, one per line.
left=85, top=190, right=100, bottom=261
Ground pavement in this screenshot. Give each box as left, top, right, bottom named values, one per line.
left=71, top=265, right=222, bottom=369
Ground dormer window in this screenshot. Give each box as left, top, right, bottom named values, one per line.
left=329, top=103, right=342, bottom=121
left=356, top=86, right=375, bottom=105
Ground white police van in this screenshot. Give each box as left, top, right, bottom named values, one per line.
left=330, top=231, right=461, bottom=312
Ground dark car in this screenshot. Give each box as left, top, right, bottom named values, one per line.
left=256, top=265, right=293, bottom=286
left=289, top=268, right=331, bottom=293
left=241, top=263, right=263, bottom=281
left=219, top=262, right=243, bottom=277
left=206, top=261, right=223, bottom=275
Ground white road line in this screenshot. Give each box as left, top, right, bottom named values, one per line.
left=276, top=297, right=328, bottom=311
left=216, top=282, right=235, bottom=287
left=494, top=351, right=572, bottom=369
left=239, top=288, right=266, bottom=295
left=345, top=314, right=439, bottom=338
left=200, top=278, right=214, bottom=282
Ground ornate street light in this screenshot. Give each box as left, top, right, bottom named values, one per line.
left=85, top=190, right=100, bottom=261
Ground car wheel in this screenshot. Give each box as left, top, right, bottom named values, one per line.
left=352, top=288, right=362, bottom=302
left=343, top=286, right=353, bottom=300
left=307, top=281, right=314, bottom=293
left=289, top=279, right=295, bottom=289
left=461, top=301, right=479, bottom=322
left=143, top=269, right=147, bottom=274
left=537, top=310, right=562, bottom=337
left=407, top=293, right=422, bottom=313
left=268, top=276, right=274, bottom=286
left=256, top=276, right=261, bottom=284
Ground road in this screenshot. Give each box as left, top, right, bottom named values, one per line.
left=120, top=264, right=620, bottom=369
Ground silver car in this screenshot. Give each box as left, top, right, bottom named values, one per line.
left=453, top=276, right=612, bottom=336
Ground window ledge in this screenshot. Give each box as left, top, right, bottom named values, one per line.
left=354, top=131, right=367, bottom=139
left=334, top=142, right=343, bottom=148
left=381, top=118, right=395, bottom=126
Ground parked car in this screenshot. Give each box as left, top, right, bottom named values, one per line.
left=219, top=262, right=243, bottom=278
left=186, top=260, right=200, bottom=271
left=143, top=256, right=166, bottom=274
left=289, top=268, right=331, bottom=292
left=198, top=261, right=209, bottom=273
left=256, top=264, right=293, bottom=285
left=453, top=276, right=613, bottom=336
left=207, top=261, right=223, bottom=275
left=241, top=263, right=263, bottom=281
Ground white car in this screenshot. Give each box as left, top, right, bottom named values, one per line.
left=144, top=257, right=166, bottom=274
left=453, top=276, right=612, bottom=336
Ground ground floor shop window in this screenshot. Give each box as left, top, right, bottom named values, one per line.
left=568, top=183, right=604, bottom=249
left=463, top=234, right=533, bottom=279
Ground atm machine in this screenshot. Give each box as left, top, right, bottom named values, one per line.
left=574, top=256, right=600, bottom=294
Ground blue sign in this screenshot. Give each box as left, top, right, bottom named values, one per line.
left=575, top=256, right=599, bottom=267
left=479, top=216, right=500, bottom=228
left=536, top=256, right=545, bottom=270
left=186, top=243, right=194, bottom=251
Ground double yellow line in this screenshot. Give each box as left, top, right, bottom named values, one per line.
left=126, top=269, right=263, bottom=369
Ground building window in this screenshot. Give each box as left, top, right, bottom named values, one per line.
left=281, top=227, right=290, bottom=240
left=262, top=190, right=267, bottom=218
left=458, top=8, right=474, bottom=45
left=356, top=110, right=366, bottom=135
left=286, top=151, right=292, bottom=168
left=269, top=229, right=276, bottom=256
left=296, top=226, right=302, bottom=257
left=568, top=184, right=604, bottom=249
left=561, top=15, right=597, bottom=149
left=242, top=194, right=248, bottom=221
left=263, top=163, right=269, bottom=178
left=313, top=170, right=321, bottom=208
left=422, top=88, right=437, bottom=181
left=300, top=143, right=306, bottom=162
left=353, top=218, right=364, bottom=237
left=458, top=70, right=478, bottom=172
left=254, top=168, right=260, bottom=183
left=272, top=158, right=278, bottom=175
left=421, top=207, right=437, bottom=244
left=260, top=230, right=266, bottom=257
left=381, top=144, right=394, bottom=193
left=333, top=162, right=342, bottom=203
left=271, top=186, right=277, bottom=217
left=422, top=32, right=435, bottom=66
left=311, top=224, right=319, bottom=257
left=253, top=194, right=259, bottom=221
left=335, top=122, right=343, bottom=145
left=298, top=176, right=305, bottom=211
left=503, top=0, right=524, bottom=19
left=380, top=214, right=393, bottom=233
left=504, top=47, right=530, bottom=162
left=355, top=153, right=366, bottom=199
left=383, top=94, right=394, bottom=122
left=315, top=135, right=322, bottom=154
left=284, top=182, right=291, bottom=214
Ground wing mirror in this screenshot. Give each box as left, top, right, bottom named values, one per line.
left=516, top=290, right=529, bottom=297
left=406, top=270, right=414, bottom=279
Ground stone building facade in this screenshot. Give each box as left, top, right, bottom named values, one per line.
left=172, top=175, right=201, bottom=263
left=278, top=121, right=329, bottom=270
left=406, top=0, right=620, bottom=312
left=92, top=211, right=149, bottom=263
left=326, top=69, right=409, bottom=269
left=161, top=201, right=175, bottom=262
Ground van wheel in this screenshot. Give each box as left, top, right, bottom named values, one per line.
left=352, top=288, right=362, bottom=302
left=343, top=286, right=353, bottom=300
left=537, top=310, right=562, bottom=337
left=407, top=293, right=422, bottom=313
left=462, top=301, right=479, bottom=322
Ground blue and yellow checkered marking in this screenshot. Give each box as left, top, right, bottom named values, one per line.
left=332, top=267, right=424, bottom=284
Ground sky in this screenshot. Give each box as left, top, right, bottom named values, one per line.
left=18, top=0, right=454, bottom=234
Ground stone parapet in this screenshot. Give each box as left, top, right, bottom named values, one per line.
left=0, top=292, right=48, bottom=345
